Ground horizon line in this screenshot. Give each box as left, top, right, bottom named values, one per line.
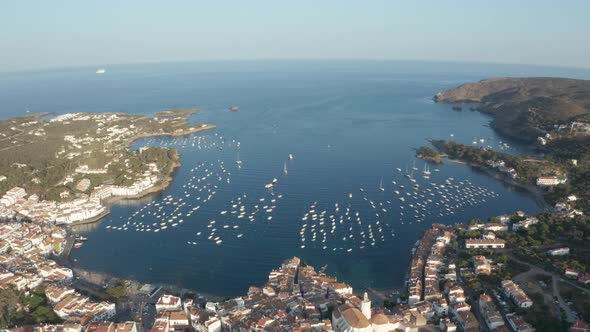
left=2, top=58, right=590, bottom=76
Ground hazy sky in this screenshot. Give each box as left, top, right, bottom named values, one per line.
left=1, top=0, right=589, bottom=72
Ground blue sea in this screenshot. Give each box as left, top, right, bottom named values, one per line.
left=1, top=61, right=589, bottom=297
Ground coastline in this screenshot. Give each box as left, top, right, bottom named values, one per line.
left=66, top=158, right=181, bottom=228
left=66, top=124, right=215, bottom=228
left=446, top=158, right=551, bottom=211
left=60, top=124, right=230, bottom=301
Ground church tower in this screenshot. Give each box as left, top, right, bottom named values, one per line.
left=361, top=292, right=371, bottom=319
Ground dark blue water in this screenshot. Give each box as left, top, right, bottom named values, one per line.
left=1, top=61, right=589, bottom=297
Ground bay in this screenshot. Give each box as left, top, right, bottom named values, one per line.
left=1, top=61, right=589, bottom=297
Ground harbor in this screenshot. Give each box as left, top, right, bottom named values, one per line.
left=0, top=62, right=545, bottom=297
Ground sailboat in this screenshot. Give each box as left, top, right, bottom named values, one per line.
left=379, top=177, right=384, bottom=192
left=422, top=163, right=430, bottom=179
left=236, top=151, right=242, bottom=168
left=283, top=161, right=288, bottom=175
left=408, top=169, right=416, bottom=182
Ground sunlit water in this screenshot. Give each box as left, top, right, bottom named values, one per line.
left=2, top=61, right=589, bottom=296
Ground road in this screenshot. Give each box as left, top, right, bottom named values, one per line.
left=508, top=253, right=584, bottom=323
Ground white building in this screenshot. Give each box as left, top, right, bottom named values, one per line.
left=331, top=283, right=353, bottom=295
left=502, top=280, right=533, bottom=308
left=512, top=217, right=539, bottom=231
left=465, top=238, right=505, bottom=249
left=536, top=176, right=567, bottom=186
left=205, top=302, right=218, bottom=313
left=155, top=294, right=182, bottom=312
left=0, top=187, right=27, bottom=207
left=332, top=302, right=372, bottom=332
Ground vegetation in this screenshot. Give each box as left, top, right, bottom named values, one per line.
left=543, top=136, right=590, bottom=212
left=429, top=140, right=561, bottom=184
left=155, top=108, right=199, bottom=117
left=423, top=139, right=590, bottom=213
left=558, top=282, right=590, bottom=321
left=0, top=287, right=61, bottom=328
left=0, top=111, right=203, bottom=200
left=106, top=278, right=128, bottom=301
left=520, top=292, right=568, bottom=332
left=434, top=77, right=590, bottom=142
left=415, top=146, right=443, bottom=164
left=501, top=213, right=590, bottom=275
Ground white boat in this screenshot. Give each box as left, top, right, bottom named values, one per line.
left=283, top=161, right=288, bottom=175
left=265, top=183, right=273, bottom=189
left=95, top=69, right=106, bottom=74
left=289, top=154, right=294, bottom=160
left=379, top=177, right=384, bottom=192
left=236, top=151, right=242, bottom=167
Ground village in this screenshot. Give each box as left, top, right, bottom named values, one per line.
left=2, top=196, right=590, bottom=332
left=0, top=111, right=214, bottom=225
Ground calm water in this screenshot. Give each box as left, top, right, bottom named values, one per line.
left=2, top=61, right=589, bottom=296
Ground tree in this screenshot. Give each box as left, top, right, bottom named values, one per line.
left=106, top=279, right=128, bottom=300
left=495, top=254, right=509, bottom=265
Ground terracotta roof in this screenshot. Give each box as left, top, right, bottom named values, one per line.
left=339, top=304, right=370, bottom=328
left=370, top=313, right=389, bottom=325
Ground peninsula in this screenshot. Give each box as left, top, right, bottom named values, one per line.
left=0, top=110, right=215, bottom=225
left=434, top=77, right=590, bottom=142
left=431, top=77, right=590, bottom=212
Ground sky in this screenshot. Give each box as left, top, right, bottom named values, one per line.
left=1, top=0, right=589, bottom=72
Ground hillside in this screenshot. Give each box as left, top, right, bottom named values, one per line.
left=434, top=77, right=590, bottom=142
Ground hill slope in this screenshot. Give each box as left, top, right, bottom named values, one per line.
left=434, top=77, right=590, bottom=142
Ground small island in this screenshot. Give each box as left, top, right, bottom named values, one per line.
left=154, top=108, right=199, bottom=118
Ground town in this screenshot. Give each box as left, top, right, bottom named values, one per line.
left=0, top=111, right=214, bottom=225
left=2, top=200, right=590, bottom=332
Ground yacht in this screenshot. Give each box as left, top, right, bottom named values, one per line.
left=236, top=151, right=242, bottom=168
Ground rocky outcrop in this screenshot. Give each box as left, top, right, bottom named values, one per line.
left=434, top=77, right=590, bottom=142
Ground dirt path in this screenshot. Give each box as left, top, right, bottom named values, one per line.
left=509, top=254, right=577, bottom=322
